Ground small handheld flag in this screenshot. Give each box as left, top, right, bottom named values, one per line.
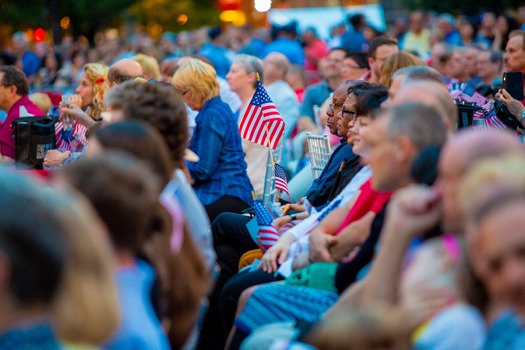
left=239, top=81, right=285, bottom=150
left=253, top=200, right=280, bottom=251
left=274, top=163, right=289, bottom=198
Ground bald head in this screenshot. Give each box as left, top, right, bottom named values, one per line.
left=108, top=59, right=144, bottom=86
left=442, top=129, right=523, bottom=176
left=263, top=52, right=290, bottom=84
left=394, top=81, right=456, bottom=132
left=439, top=129, right=523, bottom=233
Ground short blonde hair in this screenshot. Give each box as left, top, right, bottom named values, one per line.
left=51, top=191, right=120, bottom=344
left=133, top=53, right=161, bottom=81
left=172, top=58, right=220, bottom=102
left=29, top=92, right=52, bottom=115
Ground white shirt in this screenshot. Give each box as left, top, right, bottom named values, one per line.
left=277, top=165, right=372, bottom=277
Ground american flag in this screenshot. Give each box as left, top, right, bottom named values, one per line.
left=274, top=163, right=289, bottom=198
left=253, top=200, right=280, bottom=251
left=239, top=81, right=285, bottom=150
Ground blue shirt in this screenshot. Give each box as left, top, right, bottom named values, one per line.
left=341, top=30, right=369, bottom=52
left=199, top=43, right=234, bottom=78
left=263, top=38, right=305, bottom=66
left=0, top=320, right=61, bottom=350
left=21, top=51, right=41, bottom=77
left=104, top=259, right=170, bottom=350
left=188, top=96, right=254, bottom=207
left=483, top=310, right=525, bottom=350
left=305, top=139, right=358, bottom=208
left=299, top=80, right=333, bottom=122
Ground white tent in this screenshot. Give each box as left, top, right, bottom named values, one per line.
left=267, top=4, right=387, bottom=40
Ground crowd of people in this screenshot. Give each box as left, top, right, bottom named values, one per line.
left=2, top=5, right=525, bottom=350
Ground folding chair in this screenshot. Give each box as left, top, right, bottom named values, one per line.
left=306, top=132, right=332, bottom=179
left=262, top=138, right=284, bottom=205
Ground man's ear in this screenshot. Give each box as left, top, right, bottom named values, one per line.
left=396, top=136, right=414, bottom=164
left=7, top=85, right=17, bottom=98
left=367, top=57, right=374, bottom=70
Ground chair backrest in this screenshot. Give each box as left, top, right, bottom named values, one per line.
left=262, top=138, right=284, bottom=205
left=306, top=132, right=332, bottom=179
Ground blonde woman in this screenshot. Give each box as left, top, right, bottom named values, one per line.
left=133, top=53, right=161, bottom=82
left=44, top=63, right=109, bottom=167
left=172, top=58, right=253, bottom=221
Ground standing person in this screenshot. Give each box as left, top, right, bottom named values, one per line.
left=0, top=66, right=43, bottom=163
left=402, top=11, right=431, bottom=58
left=44, top=63, right=109, bottom=167
left=226, top=54, right=271, bottom=198
left=342, top=14, right=369, bottom=52
left=199, top=27, right=234, bottom=79
left=263, top=22, right=305, bottom=66
left=11, top=31, right=41, bottom=79
left=172, top=59, right=254, bottom=221
left=302, top=27, right=329, bottom=84
left=492, top=14, right=521, bottom=52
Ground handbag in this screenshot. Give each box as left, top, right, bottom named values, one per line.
left=12, top=116, right=58, bottom=169
left=284, top=262, right=339, bottom=292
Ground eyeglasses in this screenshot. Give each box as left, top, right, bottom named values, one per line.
left=181, top=89, right=190, bottom=96
left=372, top=56, right=389, bottom=62
left=329, top=102, right=344, bottom=109
left=342, top=108, right=357, bottom=118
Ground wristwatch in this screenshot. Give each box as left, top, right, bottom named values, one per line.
left=289, top=213, right=297, bottom=221
left=520, top=110, right=525, bottom=125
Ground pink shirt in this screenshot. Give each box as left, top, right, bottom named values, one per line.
left=304, top=39, right=329, bottom=72
left=0, top=95, right=43, bottom=159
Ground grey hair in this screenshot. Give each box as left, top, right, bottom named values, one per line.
left=383, top=103, right=448, bottom=152
left=233, top=54, right=264, bottom=88
left=392, top=65, right=443, bottom=85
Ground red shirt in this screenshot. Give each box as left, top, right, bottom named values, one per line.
left=335, top=179, right=392, bottom=235
left=0, top=95, right=43, bottom=159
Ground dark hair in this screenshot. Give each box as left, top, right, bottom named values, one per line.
left=94, top=120, right=173, bottom=188
left=349, top=14, right=366, bottom=30
left=0, top=170, right=66, bottom=304
left=62, top=153, right=160, bottom=253
left=107, top=67, right=140, bottom=85
left=347, top=82, right=388, bottom=116
left=346, top=51, right=369, bottom=69
left=498, top=15, right=521, bottom=50
left=368, top=35, right=398, bottom=58
left=105, top=81, right=188, bottom=170
left=488, top=50, right=504, bottom=70
left=0, top=65, right=29, bottom=96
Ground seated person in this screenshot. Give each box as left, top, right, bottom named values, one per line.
left=60, top=154, right=171, bottom=349
left=0, top=66, right=43, bottom=164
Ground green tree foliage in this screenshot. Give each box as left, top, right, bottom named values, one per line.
left=0, top=0, right=48, bottom=28
left=0, top=0, right=219, bottom=43
left=129, top=0, right=219, bottom=32
left=402, top=0, right=523, bottom=15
